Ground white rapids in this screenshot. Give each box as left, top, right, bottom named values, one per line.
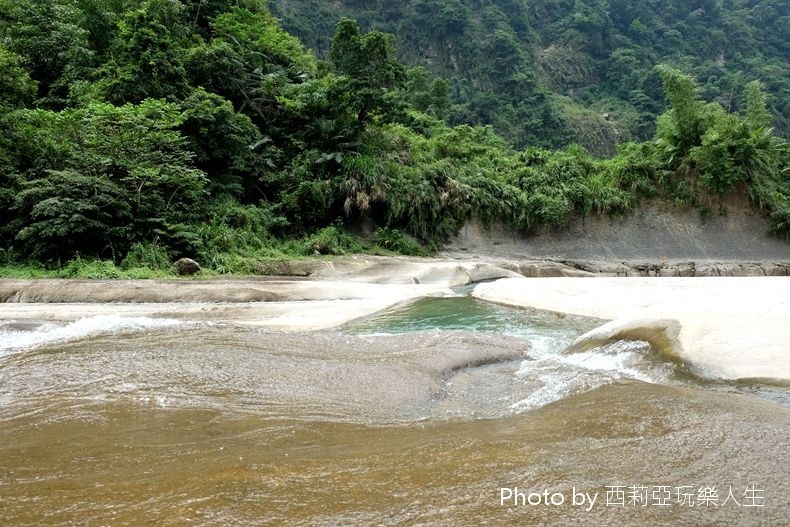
left=0, top=315, right=182, bottom=357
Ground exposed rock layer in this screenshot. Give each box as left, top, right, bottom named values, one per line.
left=473, top=277, right=790, bottom=381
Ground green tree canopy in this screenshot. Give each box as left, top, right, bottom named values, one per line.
left=329, top=18, right=406, bottom=128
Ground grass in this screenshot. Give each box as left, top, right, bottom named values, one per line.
left=0, top=261, right=180, bottom=280
left=0, top=227, right=430, bottom=279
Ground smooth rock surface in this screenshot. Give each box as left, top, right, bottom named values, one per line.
left=4, top=259, right=790, bottom=378
left=309, top=257, right=518, bottom=285
left=473, top=276, right=790, bottom=380
left=0, top=298, right=448, bottom=331
left=0, top=259, right=514, bottom=331
left=0, top=278, right=451, bottom=304
left=0, top=259, right=515, bottom=330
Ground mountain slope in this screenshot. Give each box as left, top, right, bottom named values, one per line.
left=269, top=0, right=790, bottom=155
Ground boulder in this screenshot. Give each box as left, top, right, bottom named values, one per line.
left=174, top=258, right=201, bottom=276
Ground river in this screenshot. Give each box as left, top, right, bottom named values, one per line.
left=1, top=295, right=788, bottom=525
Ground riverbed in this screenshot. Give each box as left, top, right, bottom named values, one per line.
left=1, top=272, right=789, bottom=526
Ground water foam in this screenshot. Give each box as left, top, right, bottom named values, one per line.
left=511, top=340, right=672, bottom=411
left=0, top=315, right=182, bottom=356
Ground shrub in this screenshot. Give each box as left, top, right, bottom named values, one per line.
left=59, top=258, right=122, bottom=279
left=373, top=227, right=425, bottom=255
left=120, top=242, right=172, bottom=271
left=301, top=225, right=362, bottom=255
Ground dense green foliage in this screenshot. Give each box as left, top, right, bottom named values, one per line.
left=271, top=0, right=790, bottom=155
left=0, top=0, right=788, bottom=275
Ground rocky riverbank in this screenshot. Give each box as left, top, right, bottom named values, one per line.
left=2, top=255, right=789, bottom=380
left=480, top=258, right=790, bottom=277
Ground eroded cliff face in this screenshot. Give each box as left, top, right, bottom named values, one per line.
left=446, top=200, right=790, bottom=262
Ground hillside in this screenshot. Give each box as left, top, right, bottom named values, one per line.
left=0, top=0, right=788, bottom=277
left=270, top=0, right=790, bottom=155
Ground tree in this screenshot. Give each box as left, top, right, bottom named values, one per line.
left=11, top=100, right=207, bottom=261
left=745, top=80, right=772, bottom=130
left=0, top=45, right=37, bottom=109
left=15, top=169, right=132, bottom=261
left=185, top=6, right=315, bottom=127
left=178, top=88, right=264, bottom=199
left=654, top=64, right=708, bottom=160
left=401, top=67, right=449, bottom=120
left=0, top=0, right=93, bottom=108
left=183, top=0, right=266, bottom=36
left=329, top=18, right=406, bottom=129
left=653, top=65, right=785, bottom=200
left=99, top=0, right=193, bottom=104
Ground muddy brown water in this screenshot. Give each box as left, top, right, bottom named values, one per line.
left=0, top=299, right=788, bottom=526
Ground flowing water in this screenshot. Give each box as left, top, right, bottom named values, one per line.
left=1, top=296, right=789, bottom=526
